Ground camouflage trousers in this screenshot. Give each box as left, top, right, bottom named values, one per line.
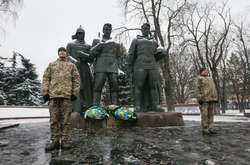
left=200, top=102, right=215, bottom=133
left=49, top=98, right=72, bottom=143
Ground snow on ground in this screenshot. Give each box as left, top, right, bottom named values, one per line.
left=0, top=107, right=249, bottom=124
left=0, top=108, right=49, bottom=118
left=184, top=115, right=250, bottom=122
left=0, top=119, right=49, bottom=125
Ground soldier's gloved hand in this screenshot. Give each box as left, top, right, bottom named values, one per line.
left=198, top=100, right=204, bottom=105
left=70, top=95, right=77, bottom=101
left=43, top=94, right=50, bottom=102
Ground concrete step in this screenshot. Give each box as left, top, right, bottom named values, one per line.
left=71, top=112, right=184, bottom=129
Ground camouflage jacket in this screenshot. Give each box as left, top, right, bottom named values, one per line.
left=194, top=75, right=218, bottom=102
left=41, top=58, right=80, bottom=99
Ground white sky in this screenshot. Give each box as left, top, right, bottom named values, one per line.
left=0, top=0, right=249, bottom=80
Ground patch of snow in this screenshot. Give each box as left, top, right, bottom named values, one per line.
left=0, top=107, right=249, bottom=124
left=184, top=115, right=249, bottom=122
left=0, top=108, right=49, bottom=118
left=205, top=160, right=216, bottom=165
left=0, top=119, right=49, bottom=125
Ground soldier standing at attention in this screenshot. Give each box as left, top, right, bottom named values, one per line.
left=194, top=67, right=218, bottom=136
left=42, top=47, right=80, bottom=151
left=90, top=23, right=122, bottom=106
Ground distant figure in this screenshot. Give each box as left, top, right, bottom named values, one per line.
left=42, top=47, right=80, bottom=151
left=90, top=23, right=122, bottom=106
left=127, top=23, right=165, bottom=112
left=66, top=26, right=93, bottom=112
left=194, top=67, right=218, bottom=136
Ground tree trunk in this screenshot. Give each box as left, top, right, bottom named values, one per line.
left=211, top=70, right=221, bottom=114
left=220, top=72, right=227, bottom=113
left=161, top=58, right=175, bottom=111
left=239, top=96, right=245, bottom=113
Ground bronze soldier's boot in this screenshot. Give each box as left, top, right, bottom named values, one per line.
left=134, top=92, right=143, bottom=112
left=134, top=106, right=142, bottom=112
left=151, top=94, right=164, bottom=112
left=93, top=92, right=101, bottom=106
left=111, top=92, right=118, bottom=105
left=152, top=104, right=165, bottom=112
left=45, top=141, right=60, bottom=151
left=61, top=141, right=71, bottom=150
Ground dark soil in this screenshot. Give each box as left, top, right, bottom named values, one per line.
left=0, top=121, right=250, bottom=165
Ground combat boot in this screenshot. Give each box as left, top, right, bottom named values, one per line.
left=45, top=141, right=60, bottom=151
left=202, top=131, right=211, bottom=136
left=61, top=141, right=71, bottom=150
left=209, top=130, right=217, bottom=135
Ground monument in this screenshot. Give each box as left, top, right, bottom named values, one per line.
left=70, top=23, right=184, bottom=128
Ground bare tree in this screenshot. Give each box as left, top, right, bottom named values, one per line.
left=0, top=0, right=22, bottom=41
left=181, top=1, right=232, bottom=113
left=218, top=44, right=230, bottom=113
left=227, top=21, right=250, bottom=112
left=226, top=52, right=249, bottom=112
left=170, top=49, right=195, bottom=104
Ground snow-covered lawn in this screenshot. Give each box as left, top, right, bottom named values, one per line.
left=0, top=107, right=249, bottom=124
left=0, top=108, right=49, bottom=118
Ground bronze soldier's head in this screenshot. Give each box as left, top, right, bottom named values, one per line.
left=103, top=23, right=112, bottom=38
left=72, top=25, right=85, bottom=41
left=141, top=23, right=150, bottom=37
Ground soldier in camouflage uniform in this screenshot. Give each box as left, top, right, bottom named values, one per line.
left=194, top=67, right=218, bottom=135
left=90, top=23, right=122, bottom=106
left=42, top=47, right=80, bottom=150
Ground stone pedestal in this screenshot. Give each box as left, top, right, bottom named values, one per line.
left=244, top=113, right=250, bottom=117
left=71, top=112, right=184, bottom=129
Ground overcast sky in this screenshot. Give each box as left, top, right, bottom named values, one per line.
left=0, top=0, right=249, bottom=80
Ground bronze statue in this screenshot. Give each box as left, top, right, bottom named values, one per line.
left=127, top=23, right=165, bottom=112
left=90, top=23, right=122, bottom=106
left=66, top=25, right=93, bottom=112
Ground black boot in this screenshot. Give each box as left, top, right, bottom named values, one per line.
left=202, top=131, right=212, bottom=136
left=61, top=141, right=71, bottom=150
left=45, top=141, right=60, bottom=151
left=209, top=130, right=217, bottom=134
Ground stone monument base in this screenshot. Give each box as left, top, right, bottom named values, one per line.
left=71, top=112, right=184, bottom=129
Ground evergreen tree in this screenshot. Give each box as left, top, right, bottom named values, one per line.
left=2, top=67, right=19, bottom=105
left=1, top=56, right=42, bottom=105
left=13, top=57, right=42, bottom=105
left=0, top=62, right=7, bottom=104
left=118, top=72, right=133, bottom=105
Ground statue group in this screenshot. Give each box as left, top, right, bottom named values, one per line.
left=67, top=23, right=166, bottom=113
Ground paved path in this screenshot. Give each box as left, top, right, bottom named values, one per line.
left=0, top=120, right=250, bottom=165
